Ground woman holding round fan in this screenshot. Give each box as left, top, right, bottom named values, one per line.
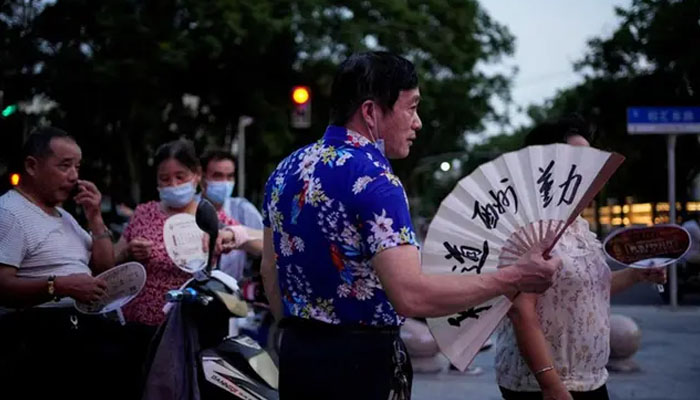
left=495, top=116, right=667, bottom=400
left=113, top=140, right=250, bottom=346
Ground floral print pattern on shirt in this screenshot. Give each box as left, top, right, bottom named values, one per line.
left=263, top=125, right=417, bottom=326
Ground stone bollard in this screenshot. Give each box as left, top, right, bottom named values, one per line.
left=400, top=318, right=488, bottom=375
left=400, top=319, right=450, bottom=373
left=607, top=314, right=641, bottom=372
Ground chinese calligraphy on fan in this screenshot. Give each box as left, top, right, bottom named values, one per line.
left=441, top=239, right=493, bottom=327
left=443, top=240, right=489, bottom=274
left=447, top=305, right=493, bottom=327
left=537, top=161, right=582, bottom=208
left=472, top=178, right=518, bottom=229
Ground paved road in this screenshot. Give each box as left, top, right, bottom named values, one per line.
left=412, top=305, right=700, bottom=400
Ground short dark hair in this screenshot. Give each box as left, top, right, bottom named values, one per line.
left=20, top=127, right=76, bottom=173
left=153, top=139, right=200, bottom=172
left=524, top=114, right=594, bottom=146
left=329, top=51, right=419, bottom=126
left=200, top=150, right=236, bottom=173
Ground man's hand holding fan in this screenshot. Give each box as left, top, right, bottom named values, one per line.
left=421, top=143, right=625, bottom=371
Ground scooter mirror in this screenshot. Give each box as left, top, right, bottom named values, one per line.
left=196, top=199, right=220, bottom=272
left=196, top=199, right=220, bottom=236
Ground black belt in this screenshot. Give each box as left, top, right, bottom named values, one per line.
left=279, top=316, right=400, bottom=335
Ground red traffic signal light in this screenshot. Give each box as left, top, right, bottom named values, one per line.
left=292, top=86, right=310, bottom=105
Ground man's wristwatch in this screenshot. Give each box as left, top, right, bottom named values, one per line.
left=91, top=228, right=113, bottom=241
left=47, top=275, right=61, bottom=302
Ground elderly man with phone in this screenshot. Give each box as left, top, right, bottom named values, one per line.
left=0, top=127, right=132, bottom=399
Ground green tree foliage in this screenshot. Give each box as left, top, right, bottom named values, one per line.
left=525, top=0, right=700, bottom=203
left=0, top=0, right=515, bottom=210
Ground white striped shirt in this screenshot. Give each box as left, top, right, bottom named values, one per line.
left=0, top=190, right=92, bottom=307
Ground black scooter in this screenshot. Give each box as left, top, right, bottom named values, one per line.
left=144, top=199, right=279, bottom=400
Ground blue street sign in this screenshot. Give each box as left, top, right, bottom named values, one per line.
left=627, top=106, right=700, bottom=134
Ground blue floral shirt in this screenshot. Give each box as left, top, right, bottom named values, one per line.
left=262, top=125, right=418, bottom=326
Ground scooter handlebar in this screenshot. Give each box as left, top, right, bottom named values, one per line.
left=166, top=287, right=214, bottom=306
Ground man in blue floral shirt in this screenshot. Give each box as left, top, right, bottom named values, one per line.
left=264, top=124, right=417, bottom=327
left=261, top=52, right=560, bottom=399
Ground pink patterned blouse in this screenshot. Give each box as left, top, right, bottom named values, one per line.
left=122, top=201, right=236, bottom=326
left=495, top=218, right=612, bottom=392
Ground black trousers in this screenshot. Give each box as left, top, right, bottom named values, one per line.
left=0, top=308, right=151, bottom=400
left=278, top=318, right=412, bottom=400
left=500, top=384, right=610, bottom=400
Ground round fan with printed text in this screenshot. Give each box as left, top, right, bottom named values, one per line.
left=421, top=144, right=625, bottom=371
left=74, top=262, right=146, bottom=314
left=163, top=213, right=208, bottom=273
left=603, top=224, right=691, bottom=268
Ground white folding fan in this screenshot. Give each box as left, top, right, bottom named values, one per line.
left=421, top=143, right=625, bottom=371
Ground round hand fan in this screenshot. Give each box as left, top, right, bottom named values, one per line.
left=421, top=143, right=625, bottom=371
left=74, top=262, right=146, bottom=314
left=603, top=224, right=690, bottom=294
left=603, top=225, right=691, bottom=269
left=163, top=213, right=208, bottom=273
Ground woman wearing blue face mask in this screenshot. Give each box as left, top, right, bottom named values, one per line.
left=114, top=139, right=245, bottom=328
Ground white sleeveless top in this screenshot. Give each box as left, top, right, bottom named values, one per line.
left=495, top=218, right=611, bottom=392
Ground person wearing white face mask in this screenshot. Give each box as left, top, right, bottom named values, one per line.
left=198, top=150, right=263, bottom=281
left=113, top=140, right=249, bottom=369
